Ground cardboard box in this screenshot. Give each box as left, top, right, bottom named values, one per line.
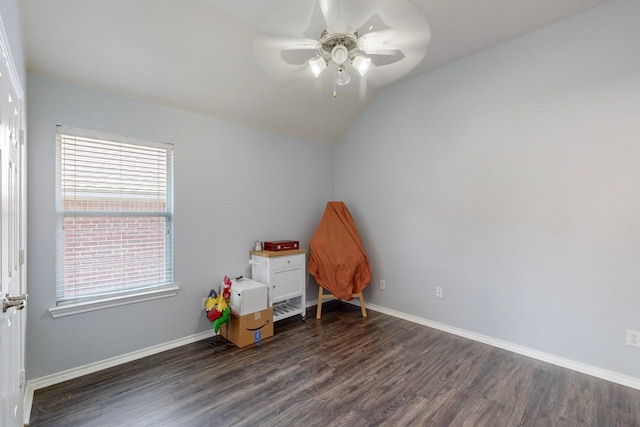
left=221, top=307, right=273, bottom=348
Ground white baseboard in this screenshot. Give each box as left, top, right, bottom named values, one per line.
left=25, top=298, right=321, bottom=422
left=24, top=329, right=217, bottom=424
left=25, top=299, right=640, bottom=424
left=358, top=301, right=640, bottom=391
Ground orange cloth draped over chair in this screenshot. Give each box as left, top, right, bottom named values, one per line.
left=308, top=201, right=371, bottom=301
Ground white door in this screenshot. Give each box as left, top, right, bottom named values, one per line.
left=0, top=24, right=26, bottom=427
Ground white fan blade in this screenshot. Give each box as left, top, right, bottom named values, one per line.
left=318, top=0, right=338, bottom=32
left=368, top=50, right=405, bottom=67
left=319, top=0, right=350, bottom=34
left=253, top=36, right=317, bottom=79
left=364, top=48, right=403, bottom=56
left=356, top=14, right=391, bottom=38
left=358, top=2, right=431, bottom=88
left=366, top=48, right=426, bottom=87
left=255, top=36, right=318, bottom=51
left=360, top=28, right=431, bottom=52
left=302, top=0, right=330, bottom=40
left=320, top=0, right=395, bottom=34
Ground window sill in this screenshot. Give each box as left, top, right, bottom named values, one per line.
left=49, top=286, right=180, bottom=318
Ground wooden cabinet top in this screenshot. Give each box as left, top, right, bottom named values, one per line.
left=250, top=249, right=307, bottom=257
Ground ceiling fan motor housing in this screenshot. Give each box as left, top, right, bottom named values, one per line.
left=319, top=31, right=361, bottom=65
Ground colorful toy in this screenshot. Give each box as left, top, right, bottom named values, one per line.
left=205, top=276, right=232, bottom=333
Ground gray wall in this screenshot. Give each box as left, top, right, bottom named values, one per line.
left=26, top=75, right=333, bottom=379
left=335, top=0, right=640, bottom=379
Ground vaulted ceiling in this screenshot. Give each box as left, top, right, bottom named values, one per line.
left=22, top=0, right=609, bottom=145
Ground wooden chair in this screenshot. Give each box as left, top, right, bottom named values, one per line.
left=316, top=285, right=367, bottom=319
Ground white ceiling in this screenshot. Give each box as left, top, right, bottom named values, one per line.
left=22, top=0, right=609, bottom=145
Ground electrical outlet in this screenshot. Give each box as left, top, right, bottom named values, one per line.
left=202, top=297, right=207, bottom=311
left=627, top=330, right=640, bottom=347
left=435, top=287, right=443, bottom=299
left=380, top=279, right=386, bottom=290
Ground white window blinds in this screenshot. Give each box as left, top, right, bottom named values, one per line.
left=55, top=127, right=174, bottom=304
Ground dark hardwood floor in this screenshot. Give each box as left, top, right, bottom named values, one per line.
left=29, top=302, right=640, bottom=426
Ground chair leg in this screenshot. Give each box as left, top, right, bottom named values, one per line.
left=316, top=285, right=324, bottom=319
left=356, top=292, right=367, bottom=317
left=317, top=287, right=367, bottom=319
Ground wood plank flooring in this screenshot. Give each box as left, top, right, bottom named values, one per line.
left=29, top=302, right=640, bottom=426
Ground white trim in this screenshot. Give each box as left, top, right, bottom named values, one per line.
left=49, top=286, right=180, bottom=318
left=24, top=328, right=217, bottom=424
left=0, top=13, right=24, bottom=99
left=1, top=13, right=28, bottom=427
left=358, top=301, right=640, bottom=391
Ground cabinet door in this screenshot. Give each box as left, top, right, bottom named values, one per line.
left=272, top=266, right=303, bottom=302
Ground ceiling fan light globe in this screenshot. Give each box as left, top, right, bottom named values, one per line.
left=309, top=56, right=327, bottom=78
left=336, top=65, right=351, bottom=86
left=352, top=55, right=371, bottom=76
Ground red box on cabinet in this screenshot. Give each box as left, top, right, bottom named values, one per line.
left=263, top=240, right=299, bottom=251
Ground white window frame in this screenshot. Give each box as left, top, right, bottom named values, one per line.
left=50, top=126, right=178, bottom=318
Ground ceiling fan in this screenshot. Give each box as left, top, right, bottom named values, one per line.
left=252, top=0, right=431, bottom=96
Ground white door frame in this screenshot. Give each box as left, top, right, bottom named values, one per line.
left=0, top=12, right=26, bottom=427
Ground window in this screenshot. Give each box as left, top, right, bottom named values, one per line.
left=55, top=127, right=174, bottom=309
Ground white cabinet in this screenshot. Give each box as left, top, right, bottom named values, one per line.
left=250, top=249, right=306, bottom=322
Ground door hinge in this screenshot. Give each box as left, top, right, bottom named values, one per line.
left=19, top=129, right=25, bottom=145
left=19, top=249, right=24, bottom=266
left=19, top=369, right=25, bottom=388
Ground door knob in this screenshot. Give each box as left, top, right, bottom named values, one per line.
left=6, top=293, right=28, bottom=302
left=3, top=299, right=25, bottom=313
